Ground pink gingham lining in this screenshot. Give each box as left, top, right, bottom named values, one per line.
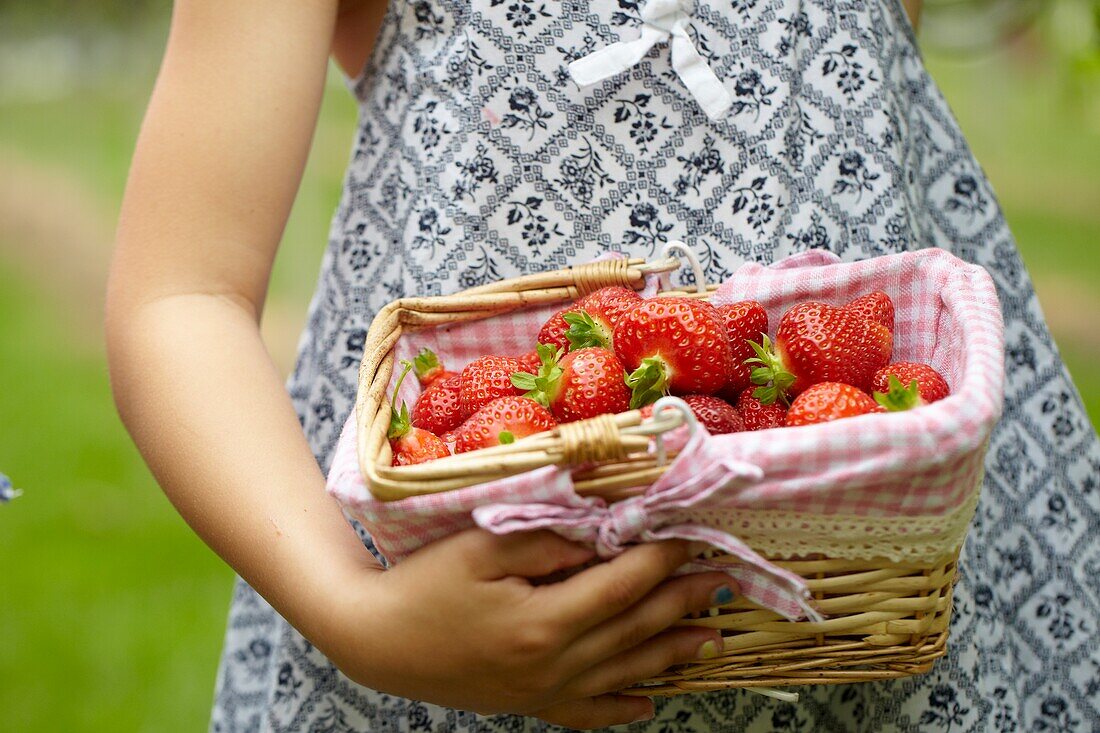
left=328, top=248, right=1004, bottom=623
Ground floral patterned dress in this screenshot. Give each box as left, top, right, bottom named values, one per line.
left=209, top=0, right=1100, bottom=730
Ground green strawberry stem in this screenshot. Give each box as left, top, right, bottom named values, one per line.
left=563, top=310, right=611, bottom=351
left=625, top=356, right=671, bottom=410
left=744, top=334, right=794, bottom=407
left=388, top=361, right=415, bottom=440
left=874, top=375, right=922, bottom=412
left=413, top=347, right=441, bottom=381
left=510, top=343, right=563, bottom=408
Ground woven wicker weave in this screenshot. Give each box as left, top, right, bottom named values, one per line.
left=354, top=256, right=958, bottom=694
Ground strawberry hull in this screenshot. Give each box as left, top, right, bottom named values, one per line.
left=614, top=297, right=735, bottom=403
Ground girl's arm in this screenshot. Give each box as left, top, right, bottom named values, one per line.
left=107, top=1, right=730, bottom=727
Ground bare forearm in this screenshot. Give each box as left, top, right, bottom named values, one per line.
left=105, top=0, right=371, bottom=649
left=106, top=293, right=379, bottom=648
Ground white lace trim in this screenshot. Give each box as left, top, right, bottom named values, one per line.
left=683, top=484, right=981, bottom=563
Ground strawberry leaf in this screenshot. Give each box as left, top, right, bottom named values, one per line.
left=388, top=361, right=415, bottom=439
left=510, top=372, right=538, bottom=390
left=874, top=375, right=922, bottom=412
left=412, top=348, right=440, bottom=381
left=626, top=357, right=670, bottom=410
left=750, top=367, right=774, bottom=383
left=514, top=347, right=563, bottom=409
left=745, top=335, right=795, bottom=404
left=752, top=385, right=779, bottom=405
left=563, top=310, right=611, bottom=350
left=536, top=342, right=561, bottom=367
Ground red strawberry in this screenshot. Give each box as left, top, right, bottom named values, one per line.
left=613, top=297, right=735, bottom=407
left=747, top=301, right=892, bottom=403
left=411, top=374, right=469, bottom=436
left=537, top=286, right=642, bottom=353
left=844, top=291, right=895, bottom=333
left=715, top=301, right=769, bottom=398
left=454, top=396, right=558, bottom=453
left=562, top=286, right=642, bottom=351
left=388, top=362, right=451, bottom=466
left=640, top=395, right=744, bottom=434
left=512, top=344, right=630, bottom=423
left=537, top=309, right=572, bottom=353
left=517, top=348, right=542, bottom=374
left=459, top=355, right=526, bottom=414
left=786, top=382, right=881, bottom=427
left=737, top=388, right=787, bottom=431
left=412, top=347, right=456, bottom=388
left=872, top=362, right=950, bottom=411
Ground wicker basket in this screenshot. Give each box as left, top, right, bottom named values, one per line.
left=353, top=254, right=965, bottom=696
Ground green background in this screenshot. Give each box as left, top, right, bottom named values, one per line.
left=1, top=3, right=1097, bottom=731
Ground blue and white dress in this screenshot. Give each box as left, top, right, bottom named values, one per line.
left=210, top=0, right=1100, bottom=730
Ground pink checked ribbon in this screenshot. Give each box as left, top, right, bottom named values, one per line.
left=472, top=426, right=822, bottom=622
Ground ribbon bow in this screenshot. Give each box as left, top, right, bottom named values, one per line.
left=568, top=0, right=733, bottom=121
left=472, top=434, right=821, bottom=622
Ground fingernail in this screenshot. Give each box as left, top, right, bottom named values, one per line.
left=697, top=639, right=720, bottom=660
left=711, top=585, right=734, bottom=606
left=631, top=705, right=655, bottom=723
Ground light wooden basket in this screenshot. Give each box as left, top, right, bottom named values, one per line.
left=354, top=255, right=958, bottom=696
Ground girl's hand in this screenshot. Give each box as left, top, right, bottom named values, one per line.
left=327, top=530, right=734, bottom=730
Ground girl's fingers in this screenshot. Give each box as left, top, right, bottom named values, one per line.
left=559, top=572, right=735, bottom=675
left=531, top=695, right=655, bottom=730
left=561, top=627, right=723, bottom=701
left=454, top=529, right=596, bottom=581
left=534, top=540, right=697, bottom=638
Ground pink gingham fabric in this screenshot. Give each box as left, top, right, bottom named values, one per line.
left=702, top=247, right=1004, bottom=518
left=472, top=418, right=823, bottom=621
left=328, top=248, right=1004, bottom=622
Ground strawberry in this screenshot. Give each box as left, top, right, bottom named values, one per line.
left=517, top=348, right=542, bottom=374
left=537, top=309, right=572, bottom=353
left=640, top=395, right=744, bottom=434
left=454, top=396, right=558, bottom=453
left=537, top=286, right=641, bottom=352
left=747, top=301, right=892, bottom=403
left=512, top=344, right=630, bottom=423
left=411, top=374, right=469, bottom=436
left=786, top=382, right=881, bottom=427
left=872, top=362, right=950, bottom=411
left=412, top=347, right=456, bottom=388
left=844, top=291, right=895, bottom=333
left=459, top=355, right=526, bottom=414
left=388, top=362, right=451, bottom=466
left=737, top=388, right=787, bottom=431
left=715, top=301, right=769, bottom=399
left=613, top=297, right=735, bottom=407
left=562, top=286, right=642, bottom=351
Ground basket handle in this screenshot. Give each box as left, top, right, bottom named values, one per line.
left=659, top=241, right=707, bottom=294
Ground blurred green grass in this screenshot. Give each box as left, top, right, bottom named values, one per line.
left=0, top=259, right=230, bottom=731
left=0, top=31, right=1097, bottom=733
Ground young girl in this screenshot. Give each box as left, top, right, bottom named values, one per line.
left=108, top=0, right=1100, bottom=730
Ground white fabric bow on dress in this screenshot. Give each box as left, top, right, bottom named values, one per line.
left=568, top=0, right=733, bottom=120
